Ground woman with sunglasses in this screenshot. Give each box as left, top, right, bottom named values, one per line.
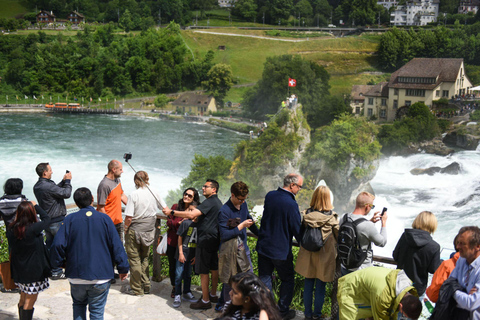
left=166, top=187, right=200, bottom=298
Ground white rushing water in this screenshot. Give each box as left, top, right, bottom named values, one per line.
left=370, top=151, right=480, bottom=259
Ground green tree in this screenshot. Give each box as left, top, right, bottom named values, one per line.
left=154, top=94, right=170, bottom=109
left=232, top=0, right=258, bottom=21
left=202, top=64, right=234, bottom=108
left=119, top=9, right=134, bottom=32
left=308, top=114, right=381, bottom=169
left=242, top=54, right=331, bottom=128
left=295, top=0, right=314, bottom=18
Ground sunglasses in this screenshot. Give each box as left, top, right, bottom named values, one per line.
left=367, top=204, right=375, bottom=209
left=184, top=193, right=194, bottom=199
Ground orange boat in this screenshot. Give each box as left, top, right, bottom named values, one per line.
left=68, top=103, right=81, bottom=108
left=45, top=103, right=55, bottom=108
left=54, top=103, right=68, bottom=108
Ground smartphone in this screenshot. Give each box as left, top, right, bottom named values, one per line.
left=66, top=170, right=70, bottom=173
left=381, top=207, right=388, bottom=216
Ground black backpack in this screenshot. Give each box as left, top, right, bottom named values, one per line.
left=300, top=209, right=332, bottom=252
left=301, top=224, right=330, bottom=252
left=337, top=214, right=368, bottom=269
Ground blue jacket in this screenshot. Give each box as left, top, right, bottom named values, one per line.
left=256, top=188, right=301, bottom=260
left=50, top=206, right=129, bottom=280
left=218, top=199, right=259, bottom=253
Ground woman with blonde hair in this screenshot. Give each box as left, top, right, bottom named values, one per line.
left=295, top=185, right=339, bottom=320
left=393, top=211, right=441, bottom=296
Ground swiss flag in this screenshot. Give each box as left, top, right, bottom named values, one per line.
left=288, top=78, right=296, bottom=87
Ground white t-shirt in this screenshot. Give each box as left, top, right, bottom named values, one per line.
left=124, top=187, right=166, bottom=220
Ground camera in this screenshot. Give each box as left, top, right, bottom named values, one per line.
left=123, top=153, right=132, bottom=162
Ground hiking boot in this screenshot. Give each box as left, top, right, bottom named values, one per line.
left=183, top=292, right=197, bottom=302
left=173, top=295, right=182, bottom=308
left=190, top=298, right=212, bottom=309
left=282, top=310, right=296, bottom=320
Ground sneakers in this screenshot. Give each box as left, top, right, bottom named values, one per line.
left=282, top=310, right=297, bottom=320
left=51, top=273, right=66, bottom=280
left=190, top=298, right=212, bottom=309
left=173, top=295, right=182, bottom=308
left=182, top=292, right=197, bottom=302
left=209, top=294, right=219, bottom=303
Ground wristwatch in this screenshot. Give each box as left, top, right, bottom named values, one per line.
left=171, top=210, right=175, bottom=216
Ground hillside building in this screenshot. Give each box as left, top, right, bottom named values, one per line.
left=351, top=58, right=473, bottom=121
left=458, top=0, right=480, bottom=14
left=171, top=93, right=217, bottom=116
left=67, top=11, right=85, bottom=24
left=390, top=0, right=439, bottom=26
left=218, top=0, right=236, bottom=7
left=36, top=10, right=56, bottom=23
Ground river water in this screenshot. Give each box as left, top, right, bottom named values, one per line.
left=0, top=113, right=246, bottom=204
left=1, top=113, right=479, bottom=258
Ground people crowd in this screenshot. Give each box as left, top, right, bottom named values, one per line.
left=1, top=164, right=480, bottom=320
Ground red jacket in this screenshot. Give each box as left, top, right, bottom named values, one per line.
left=166, top=204, right=182, bottom=247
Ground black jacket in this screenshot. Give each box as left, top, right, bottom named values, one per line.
left=430, top=277, right=470, bottom=320
left=7, top=205, right=52, bottom=283
left=393, top=228, right=441, bottom=295
left=0, top=194, right=27, bottom=228
left=33, top=177, right=72, bottom=222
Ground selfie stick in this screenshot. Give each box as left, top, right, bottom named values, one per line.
left=124, top=156, right=165, bottom=210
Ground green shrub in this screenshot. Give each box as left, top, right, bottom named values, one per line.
left=211, top=111, right=231, bottom=117
left=308, top=114, right=381, bottom=170
left=470, top=110, right=480, bottom=121
left=378, top=102, right=440, bottom=152
left=0, top=225, right=8, bottom=263
left=437, top=119, right=452, bottom=132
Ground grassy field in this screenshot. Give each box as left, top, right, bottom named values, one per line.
left=182, top=29, right=384, bottom=97
left=0, top=0, right=27, bottom=19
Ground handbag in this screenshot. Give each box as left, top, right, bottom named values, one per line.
left=156, top=232, right=168, bottom=255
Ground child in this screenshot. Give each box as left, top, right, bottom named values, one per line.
left=173, top=214, right=198, bottom=308
left=217, top=272, right=282, bottom=320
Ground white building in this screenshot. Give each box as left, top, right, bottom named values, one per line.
left=218, top=0, right=236, bottom=7
left=378, top=0, right=398, bottom=10
left=390, top=0, right=440, bottom=26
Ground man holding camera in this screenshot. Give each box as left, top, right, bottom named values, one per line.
left=34, top=162, right=72, bottom=280
left=97, top=160, right=128, bottom=242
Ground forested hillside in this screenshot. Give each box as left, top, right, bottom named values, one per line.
left=0, top=23, right=215, bottom=97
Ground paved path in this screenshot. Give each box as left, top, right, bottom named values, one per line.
left=1, top=278, right=303, bottom=320
left=1, top=278, right=216, bottom=320
left=192, top=30, right=331, bottom=42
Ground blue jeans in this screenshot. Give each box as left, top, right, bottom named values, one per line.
left=304, top=278, right=326, bottom=317
left=174, top=259, right=192, bottom=296
left=45, top=221, right=64, bottom=276
left=70, top=282, right=111, bottom=320
left=258, top=252, right=295, bottom=315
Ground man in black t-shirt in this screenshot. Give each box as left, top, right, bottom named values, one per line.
left=163, top=179, right=223, bottom=310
